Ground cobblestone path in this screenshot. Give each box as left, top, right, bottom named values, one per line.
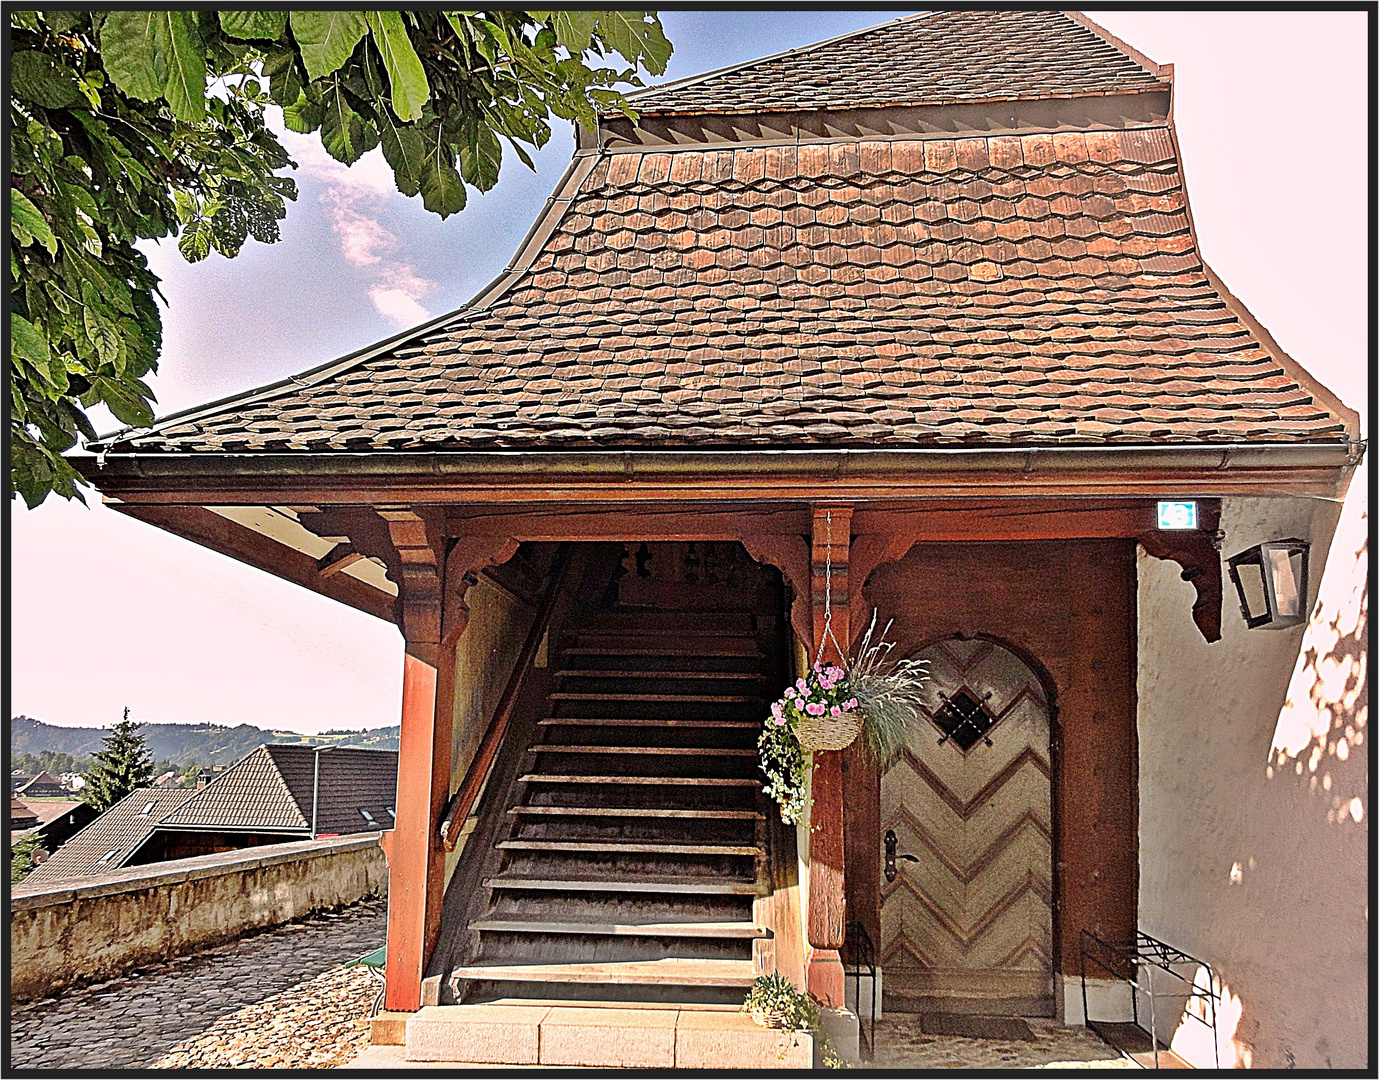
left=9, top=898, right=386, bottom=1070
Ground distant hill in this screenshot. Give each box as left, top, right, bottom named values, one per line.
left=10, top=715, right=400, bottom=768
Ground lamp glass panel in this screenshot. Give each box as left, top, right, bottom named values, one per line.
left=1267, top=547, right=1303, bottom=617
left=1237, top=562, right=1269, bottom=620
left=1157, top=501, right=1198, bottom=530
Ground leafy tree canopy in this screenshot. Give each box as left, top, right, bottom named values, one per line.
left=81, top=707, right=156, bottom=811
left=9, top=10, right=671, bottom=507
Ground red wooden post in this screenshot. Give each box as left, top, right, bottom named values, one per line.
left=807, top=505, right=851, bottom=1006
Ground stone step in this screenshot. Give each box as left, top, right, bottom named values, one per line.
left=469, top=920, right=769, bottom=938
left=508, top=805, right=762, bottom=820
left=538, top=717, right=760, bottom=729
left=483, top=877, right=760, bottom=895
left=496, top=839, right=761, bottom=856
left=399, top=1003, right=812, bottom=1069
left=527, top=744, right=757, bottom=757
left=517, top=774, right=761, bottom=787
left=450, top=958, right=757, bottom=988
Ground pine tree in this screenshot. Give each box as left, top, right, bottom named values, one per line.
left=82, top=708, right=154, bottom=812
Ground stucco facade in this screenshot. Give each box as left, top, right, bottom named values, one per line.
left=1137, top=478, right=1367, bottom=1068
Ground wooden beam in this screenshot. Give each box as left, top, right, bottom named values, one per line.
left=444, top=508, right=811, bottom=539
left=316, top=543, right=365, bottom=577
left=806, top=504, right=851, bottom=1008
left=113, top=504, right=395, bottom=623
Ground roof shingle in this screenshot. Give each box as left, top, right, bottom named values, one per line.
left=117, top=128, right=1350, bottom=453
left=626, top=10, right=1167, bottom=116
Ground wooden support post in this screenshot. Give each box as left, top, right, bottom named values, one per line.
left=378, top=512, right=518, bottom=1013
left=807, top=505, right=851, bottom=1007
left=378, top=509, right=451, bottom=1013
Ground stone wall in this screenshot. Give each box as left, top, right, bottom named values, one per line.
left=1137, top=480, right=1366, bottom=1068
left=9, top=833, right=387, bottom=1003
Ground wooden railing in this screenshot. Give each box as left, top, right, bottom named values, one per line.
left=439, top=545, right=570, bottom=852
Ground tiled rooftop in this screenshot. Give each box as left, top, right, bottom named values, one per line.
left=627, top=11, right=1167, bottom=115
left=116, top=130, right=1349, bottom=453
left=23, top=787, right=194, bottom=885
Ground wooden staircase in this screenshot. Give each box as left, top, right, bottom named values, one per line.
left=449, top=610, right=777, bottom=1007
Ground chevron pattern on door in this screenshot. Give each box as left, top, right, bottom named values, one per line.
left=881, top=636, right=1053, bottom=1015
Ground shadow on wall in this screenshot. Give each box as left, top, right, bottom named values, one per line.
left=1160, top=481, right=1368, bottom=1069
left=1267, top=486, right=1368, bottom=827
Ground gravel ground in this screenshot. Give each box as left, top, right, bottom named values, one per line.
left=9, top=897, right=386, bottom=1070
left=152, top=964, right=379, bottom=1069
left=872, top=1016, right=1134, bottom=1069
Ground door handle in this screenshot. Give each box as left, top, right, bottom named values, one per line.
left=884, top=829, right=919, bottom=883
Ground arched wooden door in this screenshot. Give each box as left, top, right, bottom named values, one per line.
left=880, top=636, right=1054, bottom=1016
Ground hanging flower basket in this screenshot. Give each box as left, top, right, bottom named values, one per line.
left=770, top=664, right=862, bottom=752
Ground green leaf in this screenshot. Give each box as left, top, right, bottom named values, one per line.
left=160, top=12, right=207, bottom=121
left=378, top=116, right=427, bottom=197
left=459, top=126, right=502, bottom=192
left=219, top=10, right=288, bottom=40
left=98, top=11, right=205, bottom=119
left=282, top=88, right=324, bottom=133
left=10, top=189, right=58, bottom=255
left=364, top=11, right=429, bottom=122
left=419, top=132, right=466, bottom=218
left=11, top=314, right=53, bottom=379
left=99, top=12, right=167, bottom=100
left=550, top=11, right=598, bottom=53
left=289, top=10, right=368, bottom=80
left=89, top=375, right=155, bottom=427
left=591, top=11, right=673, bottom=75
left=318, top=82, right=378, bottom=165
left=10, top=51, right=85, bottom=109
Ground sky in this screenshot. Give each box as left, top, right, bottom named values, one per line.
left=9, top=10, right=1369, bottom=734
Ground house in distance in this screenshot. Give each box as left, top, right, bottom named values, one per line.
left=73, top=11, right=1364, bottom=1071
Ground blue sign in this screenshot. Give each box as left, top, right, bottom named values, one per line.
left=1157, top=501, right=1198, bottom=530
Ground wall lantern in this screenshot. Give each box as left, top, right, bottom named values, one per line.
left=1156, top=500, right=1198, bottom=530
left=1226, top=538, right=1309, bottom=629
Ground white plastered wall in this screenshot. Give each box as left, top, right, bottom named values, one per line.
left=1136, top=476, right=1367, bottom=1068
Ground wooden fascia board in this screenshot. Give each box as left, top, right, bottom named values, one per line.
left=114, top=503, right=397, bottom=624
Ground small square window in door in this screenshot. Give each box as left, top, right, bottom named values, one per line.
left=933, top=689, right=995, bottom=751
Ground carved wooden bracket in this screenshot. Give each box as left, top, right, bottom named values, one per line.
left=848, top=531, right=919, bottom=648
left=740, top=533, right=813, bottom=649
left=379, top=509, right=447, bottom=658
left=1138, top=498, right=1224, bottom=643
left=441, top=536, right=521, bottom=648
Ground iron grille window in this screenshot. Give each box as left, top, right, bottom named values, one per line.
left=934, top=689, right=995, bottom=751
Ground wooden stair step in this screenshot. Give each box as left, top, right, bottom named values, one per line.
left=508, top=806, right=762, bottom=820
left=556, top=669, right=760, bottom=680
left=538, top=717, right=760, bottom=729
left=562, top=645, right=761, bottom=658
left=528, top=745, right=757, bottom=757
left=548, top=692, right=760, bottom=703
left=483, top=877, right=760, bottom=895
left=469, top=919, right=769, bottom=939
left=518, top=774, right=761, bottom=787
left=449, top=958, right=757, bottom=987
left=497, top=839, right=762, bottom=856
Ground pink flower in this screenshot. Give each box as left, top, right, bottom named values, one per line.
left=774, top=715, right=787, bottom=726
left=796, top=678, right=808, bottom=692
left=830, top=705, right=842, bottom=717
left=805, top=702, right=826, bottom=716
left=826, top=666, right=844, bottom=682
left=771, top=701, right=784, bottom=720
left=813, top=662, right=823, bottom=673
left=847, top=698, right=858, bottom=710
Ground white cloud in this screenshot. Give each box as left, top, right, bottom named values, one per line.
left=274, top=116, right=438, bottom=328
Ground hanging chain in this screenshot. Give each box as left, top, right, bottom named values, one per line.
left=815, top=509, right=846, bottom=667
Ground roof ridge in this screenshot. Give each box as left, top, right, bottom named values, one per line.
left=1061, top=11, right=1167, bottom=80
left=623, top=11, right=939, bottom=106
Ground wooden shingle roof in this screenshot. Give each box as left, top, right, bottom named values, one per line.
left=91, top=12, right=1356, bottom=459
left=626, top=10, right=1168, bottom=115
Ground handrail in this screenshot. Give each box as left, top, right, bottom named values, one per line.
left=439, top=545, right=570, bottom=852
